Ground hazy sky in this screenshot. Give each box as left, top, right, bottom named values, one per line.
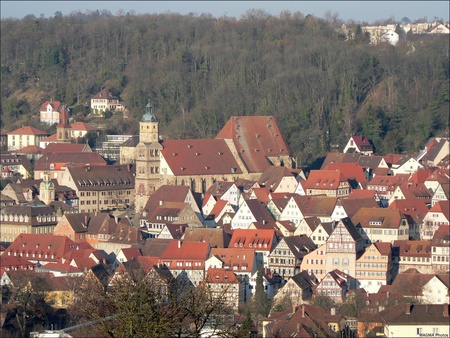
left=1, top=1, right=449, bottom=23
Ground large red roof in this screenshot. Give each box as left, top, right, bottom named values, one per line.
left=216, top=116, right=291, bottom=173
left=161, top=139, right=243, bottom=176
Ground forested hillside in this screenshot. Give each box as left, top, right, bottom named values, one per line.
left=1, top=10, right=449, bottom=167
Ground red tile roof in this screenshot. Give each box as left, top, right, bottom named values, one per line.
left=323, top=162, right=367, bottom=183
left=304, top=170, right=347, bottom=190
left=388, top=198, right=429, bottom=223
left=39, top=100, right=65, bottom=112
left=15, top=145, right=45, bottom=154
left=206, top=268, right=240, bottom=283
left=229, top=229, right=276, bottom=251
left=216, top=115, right=291, bottom=173
left=159, top=240, right=210, bottom=261
left=161, top=139, right=243, bottom=176
left=8, top=126, right=49, bottom=136
left=351, top=135, right=372, bottom=147
left=91, top=89, right=118, bottom=100
left=429, top=200, right=450, bottom=221
left=351, top=208, right=403, bottom=229
left=209, top=247, right=256, bottom=273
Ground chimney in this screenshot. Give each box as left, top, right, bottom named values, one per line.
left=406, top=303, right=411, bottom=315
left=444, top=304, right=449, bottom=317
left=178, top=240, right=181, bottom=249
left=84, top=215, right=89, bottom=226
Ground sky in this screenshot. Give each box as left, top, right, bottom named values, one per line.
left=1, top=1, right=449, bottom=23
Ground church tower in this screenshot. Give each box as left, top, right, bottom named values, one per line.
left=56, top=107, right=71, bottom=143
left=134, top=100, right=163, bottom=213
left=39, top=172, right=55, bottom=205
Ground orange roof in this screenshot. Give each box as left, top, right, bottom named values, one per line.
left=206, top=268, right=239, bottom=283
left=409, top=169, right=434, bottom=184
left=8, top=126, right=49, bottom=136
left=429, top=200, right=450, bottom=221
left=323, top=162, right=367, bottom=183
left=39, top=100, right=64, bottom=112
left=347, top=189, right=376, bottom=199
left=209, top=247, right=256, bottom=273
left=389, top=198, right=428, bottom=223
left=304, top=170, right=347, bottom=189
left=216, top=115, right=291, bottom=173
left=351, top=207, right=403, bottom=229
left=40, top=134, right=58, bottom=142
left=229, top=229, right=276, bottom=251
left=159, top=240, right=210, bottom=261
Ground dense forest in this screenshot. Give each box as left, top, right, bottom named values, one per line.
left=1, top=10, right=449, bottom=167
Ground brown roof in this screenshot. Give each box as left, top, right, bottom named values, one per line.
left=216, top=115, right=291, bottom=173
left=15, top=145, right=45, bottom=154
left=229, top=229, right=276, bottom=251
left=370, top=303, right=450, bottom=325
left=67, top=164, right=135, bottom=191
left=44, top=143, right=90, bottom=153
left=206, top=268, right=239, bottom=283
left=35, top=152, right=107, bottom=170
left=143, top=185, right=192, bottom=213
left=339, top=197, right=380, bottom=218
left=323, top=162, right=367, bottom=184
left=388, top=198, right=429, bottom=223
left=183, top=227, right=230, bottom=248
left=291, top=195, right=338, bottom=217
left=69, top=122, right=98, bottom=131
left=352, top=207, right=403, bottom=229
left=161, top=139, right=243, bottom=176
left=432, top=225, right=450, bottom=246
left=321, top=152, right=361, bottom=168
left=258, top=166, right=296, bottom=191
left=91, top=89, right=118, bottom=100
left=133, top=238, right=172, bottom=257
left=393, top=240, right=432, bottom=257
left=8, top=126, right=49, bottom=136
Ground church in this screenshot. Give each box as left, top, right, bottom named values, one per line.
left=121, top=102, right=296, bottom=212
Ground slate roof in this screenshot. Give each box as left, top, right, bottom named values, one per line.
left=290, top=270, right=317, bottom=290
left=161, top=138, right=243, bottom=176
left=119, top=135, right=139, bottom=147
left=216, top=115, right=291, bottom=173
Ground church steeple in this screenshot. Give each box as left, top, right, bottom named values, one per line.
left=139, top=100, right=159, bottom=143
left=56, top=106, right=71, bottom=143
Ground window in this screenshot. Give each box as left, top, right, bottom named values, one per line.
left=417, top=328, right=422, bottom=335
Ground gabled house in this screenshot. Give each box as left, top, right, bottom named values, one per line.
left=388, top=198, right=429, bottom=240
left=301, top=243, right=327, bottom=281
left=424, top=168, right=450, bottom=194
left=330, top=197, right=380, bottom=222
left=228, top=229, right=277, bottom=269
left=421, top=200, right=450, bottom=240
left=231, top=199, right=274, bottom=230
left=366, top=174, right=410, bottom=206
left=157, top=223, right=188, bottom=240
left=206, top=198, right=235, bottom=224
left=388, top=182, right=432, bottom=206
left=262, top=303, right=344, bottom=338
left=351, top=208, right=409, bottom=246
left=205, top=181, right=241, bottom=208
left=268, top=235, right=316, bottom=279
left=343, top=135, right=374, bottom=155
left=325, top=217, right=363, bottom=283
left=258, top=166, right=299, bottom=193
left=355, top=242, right=393, bottom=293
left=431, top=182, right=449, bottom=207
left=204, top=268, right=246, bottom=310
left=158, top=240, right=210, bottom=287
left=308, top=221, right=334, bottom=247
left=385, top=154, right=424, bottom=175
left=304, top=170, right=351, bottom=197
left=272, top=270, right=317, bottom=309
left=315, top=269, right=351, bottom=303
left=357, top=155, right=390, bottom=180
left=39, top=100, right=70, bottom=125
left=417, top=137, right=450, bottom=167
left=323, top=162, right=368, bottom=189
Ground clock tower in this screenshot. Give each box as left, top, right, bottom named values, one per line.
left=134, top=101, right=163, bottom=213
